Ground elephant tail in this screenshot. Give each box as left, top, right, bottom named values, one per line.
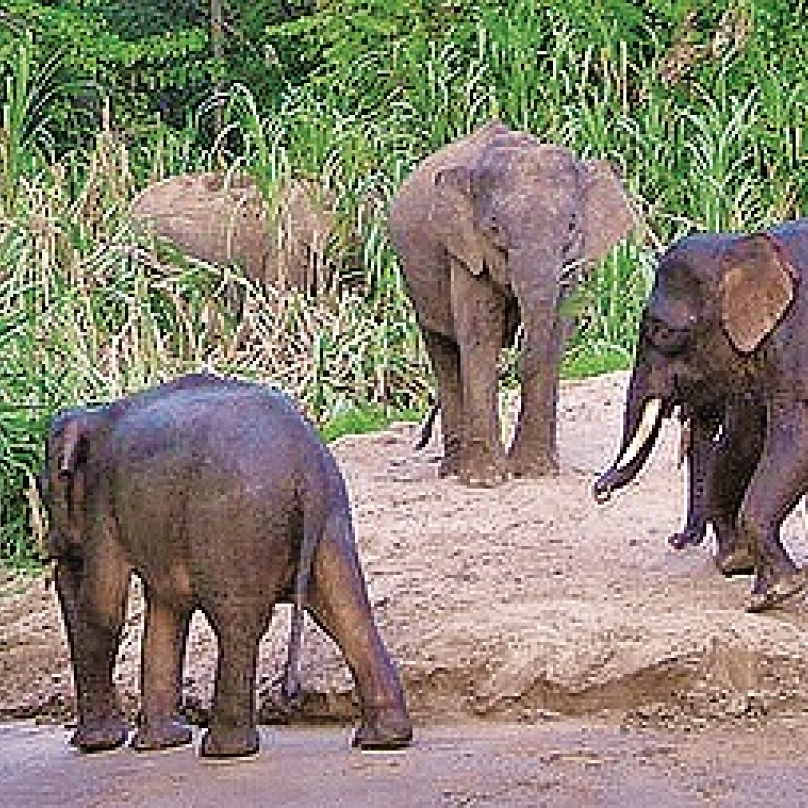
left=282, top=484, right=337, bottom=711
left=414, top=399, right=440, bottom=450
left=281, top=513, right=319, bottom=710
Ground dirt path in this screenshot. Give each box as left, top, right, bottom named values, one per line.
left=5, top=718, right=808, bottom=807
left=3, top=371, right=808, bottom=804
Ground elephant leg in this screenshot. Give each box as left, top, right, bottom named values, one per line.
left=422, top=330, right=464, bottom=478
left=709, top=397, right=765, bottom=576
left=451, top=263, right=508, bottom=485
left=740, top=399, right=808, bottom=612
left=201, top=601, right=272, bottom=758
left=56, top=550, right=130, bottom=752
left=668, top=403, right=723, bottom=550
left=131, top=591, right=193, bottom=751
left=508, top=296, right=562, bottom=476
left=307, top=513, right=412, bottom=749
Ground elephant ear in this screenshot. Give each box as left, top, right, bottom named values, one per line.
left=433, top=165, right=485, bottom=276
left=579, top=160, right=636, bottom=266
left=719, top=233, right=798, bottom=354
left=50, top=409, right=97, bottom=527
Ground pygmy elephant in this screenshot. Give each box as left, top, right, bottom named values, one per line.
left=389, top=121, right=635, bottom=486
left=594, top=219, right=808, bottom=612
left=130, top=172, right=335, bottom=294
left=40, top=373, right=411, bottom=758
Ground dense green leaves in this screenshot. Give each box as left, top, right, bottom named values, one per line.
left=1, top=1, right=807, bottom=563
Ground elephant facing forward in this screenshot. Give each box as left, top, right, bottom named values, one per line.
left=389, top=121, right=635, bottom=486
left=40, top=373, right=411, bottom=758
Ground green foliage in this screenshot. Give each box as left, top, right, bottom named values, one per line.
left=320, top=404, right=421, bottom=444
left=3, top=0, right=808, bottom=565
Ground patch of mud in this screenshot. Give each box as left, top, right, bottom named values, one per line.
left=3, top=371, right=808, bottom=733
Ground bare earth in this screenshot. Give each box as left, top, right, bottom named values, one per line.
left=4, top=370, right=808, bottom=806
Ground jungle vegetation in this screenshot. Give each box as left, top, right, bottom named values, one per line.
left=0, top=0, right=805, bottom=563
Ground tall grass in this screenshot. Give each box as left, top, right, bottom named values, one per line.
left=2, top=3, right=807, bottom=564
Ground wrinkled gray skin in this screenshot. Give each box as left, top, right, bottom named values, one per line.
left=40, top=373, right=411, bottom=759
left=595, top=220, right=808, bottom=612
left=389, top=121, right=634, bottom=486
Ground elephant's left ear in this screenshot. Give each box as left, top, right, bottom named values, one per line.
left=719, top=233, right=798, bottom=354
left=580, top=160, right=637, bottom=266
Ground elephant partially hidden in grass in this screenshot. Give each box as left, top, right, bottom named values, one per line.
left=130, top=172, right=335, bottom=294
left=40, top=373, right=412, bottom=758
left=389, top=121, right=635, bottom=486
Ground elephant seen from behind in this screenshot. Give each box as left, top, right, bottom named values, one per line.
left=595, top=219, right=808, bottom=612
left=40, top=373, right=412, bottom=758
left=389, top=121, right=635, bottom=486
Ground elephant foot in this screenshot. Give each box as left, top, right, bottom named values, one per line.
left=667, top=525, right=706, bottom=550
left=508, top=448, right=559, bottom=479
left=131, top=717, right=193, bottom=752
left=460, top=467, right=510, bottom=487
left=715, top=543, right=756, bottom=577
left=200, top=724, right=260, bottom=759
left=351, top=705, right=413, bottom=751
left=71, top=715, right=129, bottom=753
left=747, top=568, right=808, bottom=613
left=438, top=455, right=462, bottom=479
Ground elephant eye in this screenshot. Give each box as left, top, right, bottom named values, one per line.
left=645, top=316, right=692, bottom=356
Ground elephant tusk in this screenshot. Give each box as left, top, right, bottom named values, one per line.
left=615, top=397, right=663, bottom=472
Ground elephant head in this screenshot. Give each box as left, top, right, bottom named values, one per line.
left=433, top=129, right=635, bottom=296
left=595, top=228, right=800, bottom=501
left=41, top=406, right=109, bottom=558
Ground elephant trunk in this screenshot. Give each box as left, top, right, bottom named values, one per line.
left=594, top=365, right=668, bottom=502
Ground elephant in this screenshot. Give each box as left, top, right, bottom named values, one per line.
left=39, top=373, right=412, bottom=758
left=389, top=121, right=635, bottom=486
left=130, top=172, right=335, bottom=294
left=594, top=219, right=808, bottom=612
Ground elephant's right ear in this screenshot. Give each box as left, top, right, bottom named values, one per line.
left=433, top=166, right=485, bottom=277
left=719, top=233, right=798, bottom=354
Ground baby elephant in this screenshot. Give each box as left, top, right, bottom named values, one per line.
left=40, top=373, right=411, bottom=758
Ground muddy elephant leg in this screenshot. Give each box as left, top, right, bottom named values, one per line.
left=422, top=330, right=464, bottom=478
left=55, top=549, right=130, bottom=752
left=201, top=604, right=271, bottom=758
left=508, top=291, right=561, bottom=476
left=131, top=591, right=193, bottom=751
left=451, top=262, right=508, bottom=485
left=308, top=514, right=412, bottom=749
left=740, top=400, right=808, bottom=612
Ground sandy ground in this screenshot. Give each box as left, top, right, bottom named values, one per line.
left=4, top=370, right=808, bottom=805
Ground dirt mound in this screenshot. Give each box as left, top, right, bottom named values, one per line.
left=3, top=371, right=808, bottom=731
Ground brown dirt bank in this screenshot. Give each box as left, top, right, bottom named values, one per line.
left=3, top=371, right=808, bottom=734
